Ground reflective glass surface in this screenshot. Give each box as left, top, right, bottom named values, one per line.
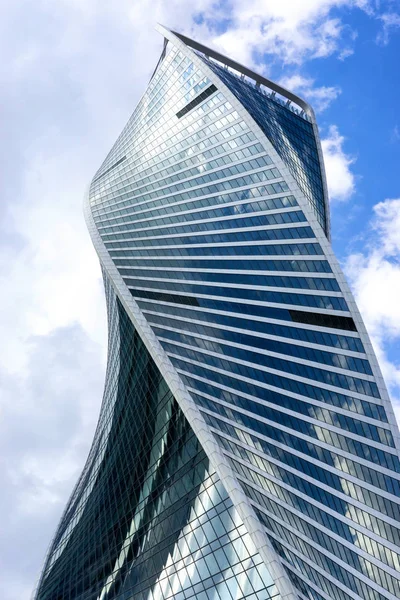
left=36, top=32, right=400, bottom=600
left=35, top=274, right=280, bottom=600
left=198, top=54, right=328, bottom=234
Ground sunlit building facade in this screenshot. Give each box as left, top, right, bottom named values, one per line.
left=35, top=26, right=400, bottom=600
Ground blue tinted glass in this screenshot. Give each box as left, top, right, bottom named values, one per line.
left=201, top=55, right=328, bottom=234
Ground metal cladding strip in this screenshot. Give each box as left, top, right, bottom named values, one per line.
left=83, top=190, right=299, bottom=600
left=156, top=24, right=400, bottom=456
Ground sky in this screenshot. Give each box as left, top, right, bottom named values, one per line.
left=0, top=1, right=400, bottom=598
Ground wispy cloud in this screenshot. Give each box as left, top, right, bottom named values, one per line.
left=279, top=74, right=341, bottom=111
left=377, top=12, right=400, bottom=45
left=321, top=125, right=356, bottom=201
left=391, top=124, right=400, bottom=143
left=344, top=199, right=400, bottom=426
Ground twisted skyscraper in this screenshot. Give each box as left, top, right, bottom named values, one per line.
left=35, top=25, right=400, bottom=600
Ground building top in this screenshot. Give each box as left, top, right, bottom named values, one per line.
left=168, top=28, right=315, bottom=123
left=157, top=24, right=331, bottom=239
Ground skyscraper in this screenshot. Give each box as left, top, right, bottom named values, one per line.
left=35, top=25, right=400, bottom=600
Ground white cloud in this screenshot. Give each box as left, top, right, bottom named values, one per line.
left=321, top=125, right=355, bottom=201
left=377, top=12, right=400, bottom=45
left=0, top=324, right=105, bottom=600
left=344, top=199, right=400, bottom=426
left=206, top=0, right=375, bottom=67
left=338, top=46, right=355, bottom=60
left=279, top=74, right=341, bottom=111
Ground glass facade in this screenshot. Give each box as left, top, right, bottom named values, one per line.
left=35, top=274, right=280, bottom=600
left=35, top=26, right=400, bottom=600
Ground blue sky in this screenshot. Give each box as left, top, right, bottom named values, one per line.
left=0, top=1, right=399, bottom=599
